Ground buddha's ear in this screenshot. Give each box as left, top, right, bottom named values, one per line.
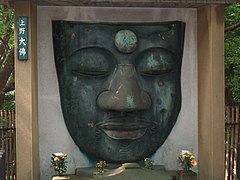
left=52, top=21, right=67, bottom=78
left=173, top=21, right=185, bottom=67
left=174, top=21, right=185, bottom=60
left=161, top=21, right=185, bottom=67
left=163, top=21, right=185, bottom=64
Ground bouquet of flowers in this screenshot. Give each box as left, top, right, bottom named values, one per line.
left=178, top=150, right=197, bottom=171
left=51, top=153, right=68, bottom=176
left=96, top=160, right=108, bottom=173
left=144, top=158, right=154, bottom=169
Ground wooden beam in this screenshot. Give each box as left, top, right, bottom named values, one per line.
left=4, top=0, right=237, bottom=7
left=14, top=1, right=39, bottom=180
left=198, top=5, right=225, bottom=180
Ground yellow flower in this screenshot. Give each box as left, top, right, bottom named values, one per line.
left=54, top=157, right=60, bottom=161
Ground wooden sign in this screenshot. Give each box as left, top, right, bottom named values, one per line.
left=17, top=16, right=28, bottom=60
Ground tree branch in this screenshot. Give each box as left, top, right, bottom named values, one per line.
left=0, top=48, right=13, bottom=92
left=3, top=80, right=14, bottom=93
left=0, top=38, right=7, bottom=66
left=225, top=21, right=240, bottom=33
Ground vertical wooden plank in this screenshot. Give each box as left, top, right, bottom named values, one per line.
left=13, top=110, right=15, bottom=180
left=0, top=109, right=4, bottom=179
left=12, top=110, right=15, bottom=180
left=229, top=106, right=232, bottom=180
left=235, top=106, right=240, bottom=179
left=7, top=110, right=10, bottom=180
left=198, top=5, right=225, bottom=180
left=12, top=110, right=16, bottom=180
left=5, top=110, right=8, bottom=180
left=14, top=1, right=39, bottom=180
left=8, top=110, right=11, bottom=180
left=229, top=107, right=234, bottom=180
left=0, top=110, right=3, bottom=150
left=234, top=107, right=239, bottom=179
left=4, top=110, right=9, bottom=180
left=0, top=110, right=16, bottom=180
left=228, top=106, right=231, bottom=180
left=225, top=106, right=230, bottom=180
left=9, top=111, right=13, bottom=179
left=2, top=109, right=5, bottom=150
left=232, top=107, right=235, bottom=180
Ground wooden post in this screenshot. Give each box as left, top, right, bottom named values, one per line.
left=198, top=5, right=225, bottom=180
left=14, top=1, right=39, bottom=180
left=237, top=143, right=240, bottom=180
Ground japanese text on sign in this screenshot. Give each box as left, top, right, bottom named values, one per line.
left=17, top=16, right=28, bottom=60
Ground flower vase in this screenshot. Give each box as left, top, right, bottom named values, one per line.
left=176, top=170, right=197, bottom=180
left=52, top=175, right=71, bottom=180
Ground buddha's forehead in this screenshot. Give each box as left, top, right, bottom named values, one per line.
left=53, top=21, right=185, bottom=56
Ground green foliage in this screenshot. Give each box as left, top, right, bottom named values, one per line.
left=144, top=158, right=154, bottom=169
left=2, top=91, right=15, bottom=110
left=225, top=3, right=240, bottom=27
left=0, top=5, right=15, bottom=110
left=224, top=3, right=240, bottom=104
left=0, top=5, right=14, bottom=48
left=0, top=117, right=7, bottom=128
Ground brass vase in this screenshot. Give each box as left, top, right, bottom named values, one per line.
left=52, top=175, right=71, bottom=180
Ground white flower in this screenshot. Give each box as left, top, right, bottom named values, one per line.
left=180, top=150, right=190, bottom=155
left=54, top=152, right=65, bottom=156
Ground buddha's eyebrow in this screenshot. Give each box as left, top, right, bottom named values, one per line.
left=68, top=33, right=108, bottom=55
left=69, top=46, right=111, bottom=57
left=133, top=24, right=173, bottom=38
left=147, top=27, right=175, bottom=39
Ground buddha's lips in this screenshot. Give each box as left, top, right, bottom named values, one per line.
left=96, top=121, right=152, bottom=140
left=103, top=129, right=147, bottom=140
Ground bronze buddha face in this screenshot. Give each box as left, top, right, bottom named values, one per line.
left=53, top=21, right=185, bottom=163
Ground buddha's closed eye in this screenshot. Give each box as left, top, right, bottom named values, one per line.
left=69, top=47, right=114, bottom=77
left=137, top=47, right=176, bottom=76
left=68, top=46, right=176, bottom=78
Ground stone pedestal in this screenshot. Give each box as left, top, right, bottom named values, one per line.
left=176, top=171, right=197, bottom=180
left=65, top=165, right=198, bottom=180
left=93, top=163, right=172, bottom=180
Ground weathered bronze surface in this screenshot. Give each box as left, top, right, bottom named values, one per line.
left=52, top=21, right=185, bottom=163
left=114, top=30, right=138, bottom=53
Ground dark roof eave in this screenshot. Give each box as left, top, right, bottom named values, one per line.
left=36, top=0, right=239, bottom=7
left=1, top=0, right=239, bottom=8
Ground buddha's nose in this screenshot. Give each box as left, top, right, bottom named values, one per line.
left=97, top=64, right=151, bottom=112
